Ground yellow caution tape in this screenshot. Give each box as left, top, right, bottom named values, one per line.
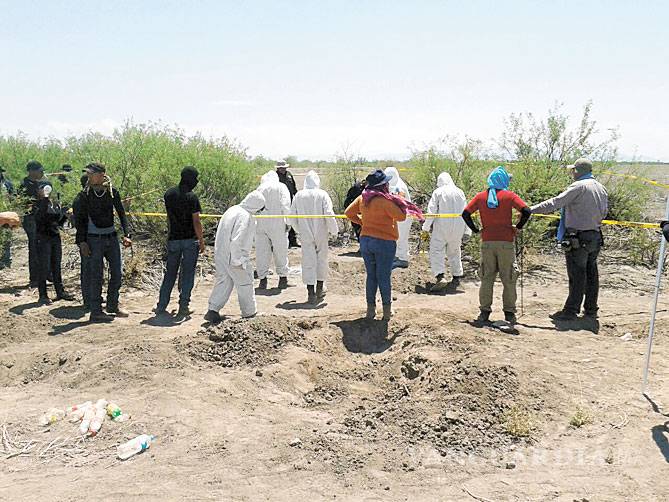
left=128, top=211, right=660, bottom=229
left=597, top=170, right=669, bottom=190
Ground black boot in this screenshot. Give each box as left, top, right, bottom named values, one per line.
left=278, top=276, right=288, bottom=289
left=316, top=281, right=325, bottom=299
left=258, top=278, right=268, bottom=290
left=504, top=311, right=517, bottom=324
left=474, top=310, right=491, bottom=326
left=307, top=285, right=317, bottom=304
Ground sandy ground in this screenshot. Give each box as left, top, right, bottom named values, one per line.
left=2, top=234, right=669, bottom=502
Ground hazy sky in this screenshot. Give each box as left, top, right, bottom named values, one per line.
left=1, top=0, right=667, bottom=161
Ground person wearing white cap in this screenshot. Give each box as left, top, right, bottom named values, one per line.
left=205, top=190, right=266, bottom=322
left=288, top=170, right=339, bottom=304
left=384, top=167, right=412, bottom=269
left=256, top=170, right=292, bottom=289
left=422, top=172, right=471, bottom=292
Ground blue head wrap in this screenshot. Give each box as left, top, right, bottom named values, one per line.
left=486, top=166, right=510, bottom=209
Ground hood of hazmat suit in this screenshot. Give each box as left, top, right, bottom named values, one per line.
left=383, top=166, right=411, bottom=202
left=422, top=172, right=469, bottom=237
left=215, top=190, right=266, bottom=269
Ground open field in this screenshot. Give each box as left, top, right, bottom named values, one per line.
left=2, top=232, right=669, bottom=501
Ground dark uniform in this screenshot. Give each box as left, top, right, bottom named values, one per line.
left=19, top=163, right=52, bottom=285
left=33, top=193, right=71, bottom=302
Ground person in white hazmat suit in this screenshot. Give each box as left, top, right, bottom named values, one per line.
left=384, top=167, right=412, bottom=269
left=288, top=170, right=339, bottom=304
left=256, top=171, right=292, bottom=289
left=421, top=172, right=471, bottom=292
left=204, top=190, right=266, bottom=323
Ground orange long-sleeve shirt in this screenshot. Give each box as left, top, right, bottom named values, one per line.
left=344, top=195, right=407, bottom=241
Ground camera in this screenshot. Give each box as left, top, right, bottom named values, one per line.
left=560, top=232, right=581, bottom=252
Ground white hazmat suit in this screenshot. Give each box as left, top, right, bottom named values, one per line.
left=208, top=190, right=266, bottom=318
left=256, top=171, right=291, bottom=280
left=384, top=167, right=412, bottom=263
left=422, top=172, right=470, bottom=278
left=289, top=171, right=338, bottom=286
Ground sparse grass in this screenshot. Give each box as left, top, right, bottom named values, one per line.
left=503, top=405, right=535, bottom=438
left=569, top=406, right=593, bottom=428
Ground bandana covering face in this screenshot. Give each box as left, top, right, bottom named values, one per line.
left=486, top=166, right=511, bottom=209
left=361, top=184, right=424, bottom=221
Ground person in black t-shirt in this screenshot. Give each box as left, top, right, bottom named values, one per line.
left=155, top=166, right=204, bottom=319
left=33, top=183, right=75, bottom=304
left=75, top=163, right=132, bottom=323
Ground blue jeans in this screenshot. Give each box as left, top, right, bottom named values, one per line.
left=360, top=236, right=396, bottom=306
left=88, top=233, right=122, bottom=314
left=157, top=239, right=199, bottom=311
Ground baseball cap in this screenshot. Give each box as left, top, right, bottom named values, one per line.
left=84, top=163, right=106, bottom=174
left=565, top=158, right=593, bottom=176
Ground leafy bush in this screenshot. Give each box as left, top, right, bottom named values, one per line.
left=0, top=122, right=257, bottom=246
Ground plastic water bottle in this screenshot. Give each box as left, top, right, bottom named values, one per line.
left=88, top=399, right=108, bottom=436
left=67, top=401, right=93, bottom=422
left=117, top=434, right=156, bottom=460
left=66, top=401, right=92, bottom=414
left=79, top=406, right=95, bottom=435
left=39, top=408, right=65, bottom=426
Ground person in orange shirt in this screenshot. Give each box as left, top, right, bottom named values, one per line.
left=345, top=170, right=423, bottom=320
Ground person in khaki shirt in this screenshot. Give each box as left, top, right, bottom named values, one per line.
left=531, top=158, right=608, bottom=321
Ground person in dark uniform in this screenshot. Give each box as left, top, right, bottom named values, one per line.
left=19, top=161, right=51, bottom=286
left=344, top=179, right=367, bottom=242
left=33, top=183, right=74, bottom=304
left=276, top=161, right=299, bottom=248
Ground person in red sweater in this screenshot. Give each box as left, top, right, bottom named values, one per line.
left=462, top=166, right=531, bottom=325
left=345, top=170, right=423, bottom=321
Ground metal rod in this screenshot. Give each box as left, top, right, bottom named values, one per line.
left=642, top=195, right=669, bottom=392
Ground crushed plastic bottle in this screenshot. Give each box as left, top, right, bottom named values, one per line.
left=88, top=399, right=108, bottom=436
left=117, top=434, right=156, bottom=460
left=38, top=408, right=65, bottom=426
left=79, top=406, right=95, bottom=435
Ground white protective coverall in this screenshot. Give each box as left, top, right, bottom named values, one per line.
left=384, top=167, right=413, bottom=262
left=288, top=171, right=339, bottom=286
left=421, top=172, right=471, bottom=277
left=256, top=171, right=291, bottom=279
left=208, top=190, right=266, bottom=317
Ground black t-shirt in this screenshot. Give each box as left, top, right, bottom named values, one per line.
left=164, top=186, right=202, bottom=240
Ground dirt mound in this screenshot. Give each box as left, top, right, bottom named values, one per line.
left=340, top=355, right=529, bottom=455
left=177, top=316, right=309, bottom=368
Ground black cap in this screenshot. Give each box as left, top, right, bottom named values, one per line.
left=62, top=164, right=73, bottom=172
left=26, top=160, right=44, bottom=172
left=84, top=162, right=106, bottom=174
